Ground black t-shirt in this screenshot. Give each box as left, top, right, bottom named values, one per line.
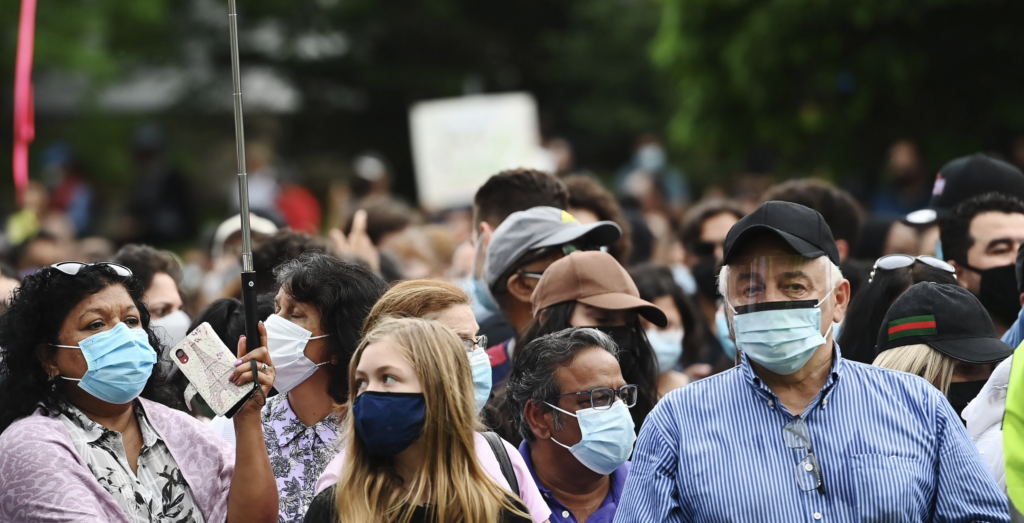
left=303, top=485, right=532, bottom=523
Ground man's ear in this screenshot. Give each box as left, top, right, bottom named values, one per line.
left=506, top=273, right=535, bottom=304
left=948, top=260, right=972, bottom=290
left=832, top=279, right=852, bottom=324
left=524, top=400, right=552, bottom=440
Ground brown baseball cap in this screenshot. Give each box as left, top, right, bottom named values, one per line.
left=531, top=251, right=668, bottom=327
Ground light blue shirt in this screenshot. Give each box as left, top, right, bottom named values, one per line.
left=1000, top=308, right=1023, bottom=349
left=614, top=345, right=1008, bottom=523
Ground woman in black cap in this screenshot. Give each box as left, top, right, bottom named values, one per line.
left=872, top=281, right=1014, bottom=419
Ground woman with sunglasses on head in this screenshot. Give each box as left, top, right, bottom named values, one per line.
left=312, top=279, right=552, bottom=523
left=838, top=254, right=958, bottom=364
left=0, top=262, right=278, bottom=522
left=303, top=317, right=536, bottom=523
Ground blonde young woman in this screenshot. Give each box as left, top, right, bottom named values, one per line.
left=302, top=317, right=535, bottom=523
left=872, top=282, right=1012, bottom=419
left=312, top=280, right=551, bottom=522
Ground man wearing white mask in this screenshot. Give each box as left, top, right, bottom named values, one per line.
left=209, top=251, right=388, bottom=523
left=615, top=201, right=1007, bottom=522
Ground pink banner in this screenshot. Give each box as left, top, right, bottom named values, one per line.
left=13, top=0, right=37, bottom=204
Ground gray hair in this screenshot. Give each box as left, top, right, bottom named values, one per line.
left=506, top=327, right=619, bottom=442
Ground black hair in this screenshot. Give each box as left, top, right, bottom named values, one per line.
left=507, top=328, right=619, bottom=443
left=274, top=252, right=389, bottom=404
left=188, top=295, right=277, bottom=352
left=473, top=168, right=569, bottom=230
left=0, top=265, right=180, bottom=433
left=252, top=229, right=330, bottom=296
left=679, top=199, right=745, bottom=252
left=629, top=263, right=706, bottom=369
left=519, top=301, right=659, bottom=436
left=762, top=179, right=864, bottom=246
left=112, top=244, right=182, bottom=290
left=563, top=175, right=633, bottom=264
left=939, top=192, right=1024, bottom=265
left=838, top=263, right=958, bottom=364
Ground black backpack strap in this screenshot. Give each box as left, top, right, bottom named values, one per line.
left=482, top=431, right=520, bottom=495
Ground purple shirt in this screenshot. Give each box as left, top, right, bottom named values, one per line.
left=261, top=393, right=340, bottom=523
left=518, top=440, right=630, bottom=523
left=0, top=398, right=234, bottom=523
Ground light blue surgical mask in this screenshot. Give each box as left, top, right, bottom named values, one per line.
left=715, top=308, right=737, bottom=361
left=646, top=328, right=684, bottom=373
left=468, top=346, right=492, bottom=412
left=730, top=289, right=833, bottom=376
left=544, top=400, right=636, bottom=475
left=52, top=322, right=157, bottom=404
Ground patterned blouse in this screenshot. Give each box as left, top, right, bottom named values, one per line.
left=59, top=401, right=205, bottom=523
left=261, top=393, right=341, bottom=523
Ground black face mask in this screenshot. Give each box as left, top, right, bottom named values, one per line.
left=593, top=325, right=637, bottom=353
left=965, top=263, right=1021, bottom=326
left=692, top=258, right=720, bottom=302
left=947, top=380, right=987, bottom=422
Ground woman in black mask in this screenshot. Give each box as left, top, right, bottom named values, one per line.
left=872, top=282, right=1013, bottom=420
left=518, top=251, right=664, bottom=437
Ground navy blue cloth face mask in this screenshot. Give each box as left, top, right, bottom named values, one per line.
left=352, top=391, right=427, bottom=456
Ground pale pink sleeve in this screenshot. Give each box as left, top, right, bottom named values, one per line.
left=314, top=449, right=347, bottom=495
left=473, top=433, right=552, bottom=523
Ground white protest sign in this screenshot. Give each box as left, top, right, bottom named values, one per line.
left=409, top=92, right=545, bottom=211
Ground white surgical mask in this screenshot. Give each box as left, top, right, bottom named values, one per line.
left=264, top=314, right=330, bottom=394
left=151, top=310, right=191, bottom=351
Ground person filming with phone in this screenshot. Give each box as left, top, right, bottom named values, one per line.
left=0, top=262, right=279, bottom=523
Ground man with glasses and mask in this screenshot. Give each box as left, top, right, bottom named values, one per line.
left=484, top=206, right=620, bottom=384
left=615, top=201, right=1007, bottom=522
left=508, top=328, right=637, bottom=523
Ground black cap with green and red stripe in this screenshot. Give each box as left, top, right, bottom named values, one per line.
left=877, top=282, right=1013, bottom=364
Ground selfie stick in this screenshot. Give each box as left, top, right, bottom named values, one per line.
left=227, top=0, right=260, bottom=355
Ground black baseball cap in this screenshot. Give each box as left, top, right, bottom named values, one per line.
left=877, top=282, right=1013, bottom=364
left=723, top=201, right=840, bottom=265
left=905, top=153, right=1024, bottom=225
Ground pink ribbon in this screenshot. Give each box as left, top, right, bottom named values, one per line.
left=13, top=0, right=37, bottom=204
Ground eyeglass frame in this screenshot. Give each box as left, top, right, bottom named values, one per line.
left=461, top=335, right=488, bottom=352
left=548, top=384, right=638, bottom=411
left=783, top=416, right=826, bottom=494
left=50, top=261, right=133, bottom=278
left=868, top=254, right=955, bottom=283
left=511, top=242, right=598, bottom=281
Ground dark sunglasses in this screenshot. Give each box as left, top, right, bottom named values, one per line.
left=50, top=262, right=133, bottom=278
left=868, top=255, right=955, bottom=283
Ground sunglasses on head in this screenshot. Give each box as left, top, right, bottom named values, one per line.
left=50, top=261, right=133, bottom=278
left=868, top=255, right=955, bottom=283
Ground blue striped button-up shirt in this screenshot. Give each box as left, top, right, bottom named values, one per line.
left=614, top=345, right=1008, bottom=523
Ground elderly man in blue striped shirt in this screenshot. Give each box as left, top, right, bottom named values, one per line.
left=615, top=201, right=1008, bottom=523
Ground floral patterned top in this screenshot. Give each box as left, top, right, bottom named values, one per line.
left=261, top=393, right=341, bottom=523
left=59, top=401, right=205, bottom=523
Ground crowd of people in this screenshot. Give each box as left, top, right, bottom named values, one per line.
left=0, top=147, right=1023, bottom=522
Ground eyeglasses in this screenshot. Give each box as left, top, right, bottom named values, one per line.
left=550, top=384, right=638, bottom=411
left=783, top=417, right=825, bottom=494
left=868, top=254, right=955, bottom=283
left=461, top=335, right=488, bottom=352
left=50, top=262, right=133, bottom=278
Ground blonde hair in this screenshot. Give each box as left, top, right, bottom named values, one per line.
left=872, top=343, right=957, bottom=395
left=362, top=279, right=470, bottom=336
left=335, top=317, right=529, bottom=523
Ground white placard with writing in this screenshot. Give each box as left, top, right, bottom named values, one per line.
left=410, top=92, right=545, bottom=211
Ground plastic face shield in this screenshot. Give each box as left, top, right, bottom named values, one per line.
left=723, top=255, right=833, bottom=315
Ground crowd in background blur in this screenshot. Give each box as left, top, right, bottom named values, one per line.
left=3, top=124, right=1024, bottom=522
